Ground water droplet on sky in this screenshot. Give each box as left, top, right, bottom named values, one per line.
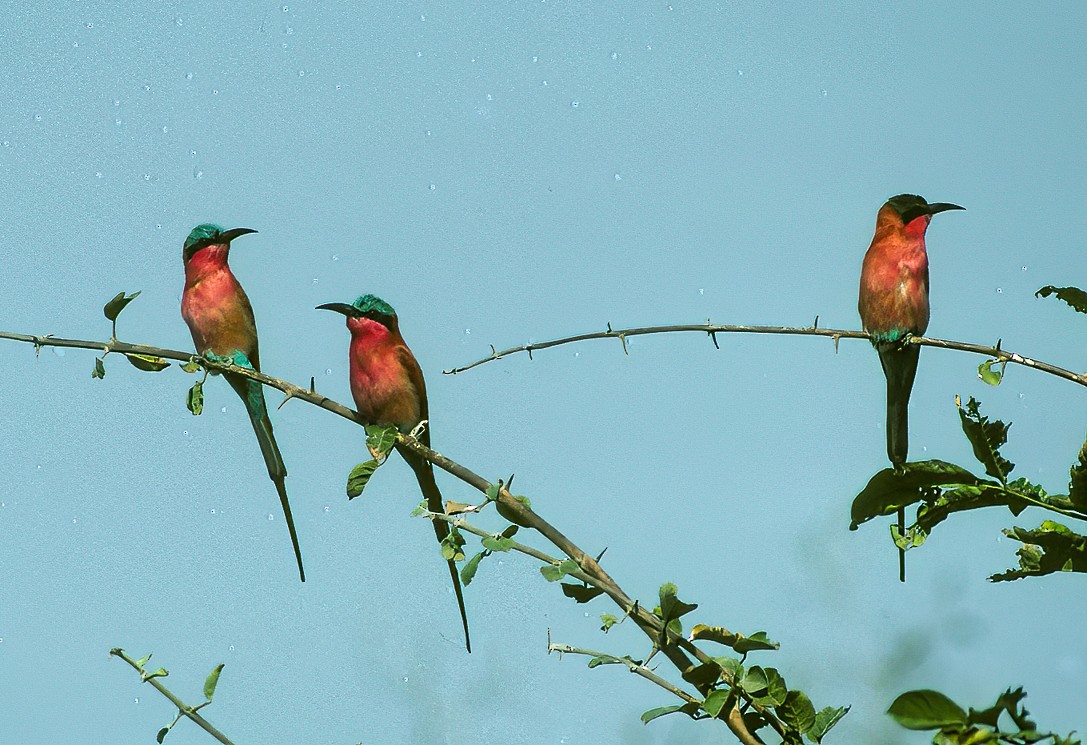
left=95, top=171, right=102, bottom=178
left=532, top=55, right=538, bottom=63
left=210, top=508, right=217, bottom=515
left=611, top=51, right=618, bottom=60
left=821, top=89, right=828, bottom=96
left=212, top=89, right=219, bottom=95
left=286, top=27, right=294, bottom=35
left=331, top=254, right=339, bottom=261
left=282, top=5, right=289, bottom=12
left=86, top=22, right=93, bottom=29
left=324, top=506, right=330, bottom=513
left=542, top=80, right=548, bottom=86
left=229, top=645, right=235, bottom=651
left=425, top=129, right=431, bottom=136
left=420, top=14, right=426, bottom=21
left=1021, top=265, right=1028, bottom=272
left=115, top=118, right=122, bottom=126
left=486, top=93, right=493, bottom=101
left=312, top=278, right=319, bottom=284
left=220, top=406, right=227, bottom=413
left=464, top=329, right=471, bottom=335
left=186, top=72, right=193, bottom=80
left=162, top=126, right=168, bottom=133
left=996, top=288, right=1003, bottom=294
left=298, top=70, right=305, bottom=77
left=737, top=69, right=744, bottom=76
left=416, top=51, right=423, bottom=58
left=134, top=698, right=140, bottom=704
left=429, top=183, right=436, bottom=190
left=324, top=368, right=332, bottom=375
left=571, top=100, right=579, bottom=108
left=143, top=173, right=151, bottom=181
left=175, top=17, right=183, bottom=26
left=113, top=99, right=120, bottom=106
left=699, top=288, right=705, bottom=295
left=72, top=518, right=78, bottom=524
left=268, top=513, right=275, bottom=521
left=34, top=114, right=42, bottom=121
left=614, top=173, right=622, bottom=181
left=574, top=352, right=580, bottom=358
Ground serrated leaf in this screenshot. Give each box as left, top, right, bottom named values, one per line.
left=181, top=358, right=201, bottom=373
left=1068, top=434, right=1087, bottom=512
left=990, top=522, right=1087, bottom=582
left=851, top=460, right=981, bottom=529
left=126, top=353, right=170, bottom=372
left=702, top=689, right=731, bottom=718
left=346, top=460, right=380, bottom=499
left=364, top=424, right=398, bottom=458
left=103, top=290, right=141, bottom=321
left=777, top=689, right=816, bottom=734
left=460, top=551, right=485, bottom=586
left=92, top=357, right=105, bottom=379
left=957, top=397, right=1014, bottom=483
left=203, top=663, right=224, bottom=701
left=560, top=582, right=605, bottom=603
left=600, top=614, right=618, bottom=632
left=641, top=702, right=701, bottom=724
left=1036, top=285, right=1087, bottom=314
left=888, top=689, right=967, bottom=730
left=809, top=706, right=850, bottom=743
left=156, top=726, right=170, bottom=743
left=186, top=380, right=204, bottom=416
left=977, top=359, right=1003, bottom=386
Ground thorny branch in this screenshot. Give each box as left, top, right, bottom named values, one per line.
left=2, top=329, right=772, bottom=743
left=440, top=321, right=1087, bottom=389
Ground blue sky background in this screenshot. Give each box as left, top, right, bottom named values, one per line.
left=2, top=2, right=1085, bottom=743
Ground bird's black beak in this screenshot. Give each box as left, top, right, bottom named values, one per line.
left=315, top=302, right=361, bottom=317
left=218, top=227, right=258, bottom=243
left=926, top=202, right=965, bottom=215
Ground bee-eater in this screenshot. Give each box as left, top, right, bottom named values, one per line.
left=181, top=224, right=306, bottom=582
left=858, top=195, right=963, bottom=580
left=317, top=294, right=471, bottom=653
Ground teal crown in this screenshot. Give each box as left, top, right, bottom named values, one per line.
left=184, top=223, right=225, bottom=252
left=352, top=294, right=397, bottom=317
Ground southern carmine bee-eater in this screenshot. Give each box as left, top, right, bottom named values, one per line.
left=181, top=224, right=306, bottom=582
left=858, top=195, right=964, bottom=580
left=317, top=294, right=471, bottom=653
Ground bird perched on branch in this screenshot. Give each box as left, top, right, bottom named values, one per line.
left=181, top=224, right=306, bottom=582
left=318, top=294, right=471, bottom=652
left=858, top=194, right=964, bottom=580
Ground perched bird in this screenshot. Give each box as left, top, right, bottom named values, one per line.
left=318, top=294, right=471, bottom=652
left=181, top=224, right=305, bottom=582
left=858, top=194, right=963, bottom=580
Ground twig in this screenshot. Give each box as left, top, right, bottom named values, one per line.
left=5, top=329, right=773, bottom=743
left=547, top=641, right=702, bottom=707
left=439, top=322, right=1087, bottom=389
left=109, top=648, right=233, bottom=745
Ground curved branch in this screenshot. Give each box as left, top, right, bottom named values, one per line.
left=2, top=328, right=774, bottom=743
left=440, top=322, right=1087, bottom=388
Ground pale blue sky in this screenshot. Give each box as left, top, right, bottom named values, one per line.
left=2, top=2, right=1085, bottom=743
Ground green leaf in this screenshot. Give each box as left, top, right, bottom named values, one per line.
left=652, top=582, right=695, bottom=626
left=689, top=624, right=779, bottom=652
left=346, top=460, right=381, bottom=499
left=888, top=689, right=968, bottom=730
left=1068, top=434, right=1087, bottom=512
left=147, top=668, right=169, bottom=679
left=716, top=656, right=743, bottom=681
left=460, top=551, right=486, bottom=586
left=742, top=666, right=788, bottom=706
left=957, top=396, right=1014, bottom=483
left=481, top=534, right=516, bottom=552
left=156, top=726, right=170, bottom=743
left=440, top=527, right=466, bottom=562
left=364, top=424, right=398, bottom=458
left=641, top=702, right=701, bottom=724
left=560, top=582, right=605, bottom=603
left=410, top=500, right=428, bottom=516
left=540, top=559, right=578, bottom=582
left=125, top=353, right=170, bottom=372
left=484, top=483, right=501, bottom=501
left=103, top=290, right=141, bottom=322
left=809, top=706, right=850, bottom=743
left=1036, top=285, right=1087, bottom=314
left=186, top=380, right=204, bottom=416
left=92, top=357, right=105, bottom=379
left=135, top=653, right=152, bottom=668
left=851, top=460, right=981, bottom=529
left=990, top=522, right=1087, bottom=582
left=977, top=359, right=1003, bottom=386
left=777, top=689, right=816, bottom=734
left=599, top=614, right=618, bottom=632
left=181, top=358, right=201, bottom=373
left=681, top=660, right=723, bottom=688
left=967, top=687, right=1027, bottom=728
left=203, top=663, right=224, bottom=700
left=702, top=689, right=731, bottom=718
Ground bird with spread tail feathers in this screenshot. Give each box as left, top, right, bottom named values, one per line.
left=858, top=194, right=964, bottom=581
left=318, top=294, right=471, bottom=652
left=181, top=224, right=306, bottom=582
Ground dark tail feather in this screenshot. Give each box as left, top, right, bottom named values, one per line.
left=231, top=376, right=306, bottom=582
left=878, top=343, right=920, bottom=467
left=403, top=448, right=472, bottom=653
left=877, top=344, right=920, bottom=583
